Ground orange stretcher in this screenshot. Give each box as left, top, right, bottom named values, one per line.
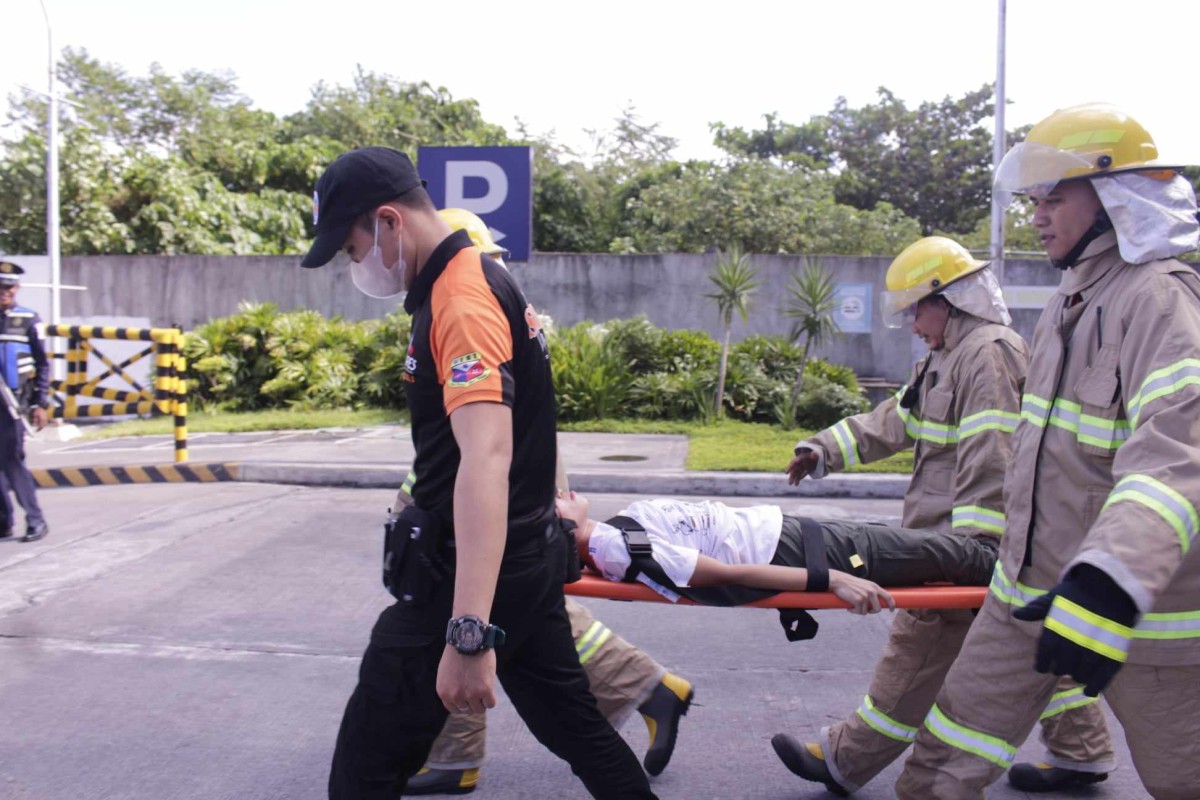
left=564, top=573, right=987, bottom=610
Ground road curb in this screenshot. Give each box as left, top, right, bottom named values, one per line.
left=31, top=461, right=911, bottom=498
left=235, top=462, right=910, bottom=498
left=33, top=463, right=239, bottom=488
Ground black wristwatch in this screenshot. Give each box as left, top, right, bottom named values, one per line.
left=446, top=615, right=506, bottom=655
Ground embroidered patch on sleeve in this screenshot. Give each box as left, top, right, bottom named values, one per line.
left=524, top=304, right=543, bottom=339
left=449, top=352, right=490, bottom=387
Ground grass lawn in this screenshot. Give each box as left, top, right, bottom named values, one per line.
left=560, top=418, right=914, bottom=474
left=80, top=408, right=408, bottom=439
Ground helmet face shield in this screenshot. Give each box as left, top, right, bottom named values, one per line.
left=993, top=142, right=1096, bottom=208
left=881, top=285, right=930, bottom=328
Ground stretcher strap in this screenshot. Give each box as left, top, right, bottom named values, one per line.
left=610, top=515, right=654, bottom=583
left=798, top=516, right=829, bottom=592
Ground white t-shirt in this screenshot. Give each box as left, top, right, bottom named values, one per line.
left=587, top=499, right=783, bottom=596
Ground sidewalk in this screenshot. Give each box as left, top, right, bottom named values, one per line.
left=27, top=424, right=910, bottom=498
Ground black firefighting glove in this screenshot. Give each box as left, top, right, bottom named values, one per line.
left=1012, top=564, right=1138, bottom=697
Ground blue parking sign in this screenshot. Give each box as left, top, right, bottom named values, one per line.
left=418, top=146, right=533, bottom=262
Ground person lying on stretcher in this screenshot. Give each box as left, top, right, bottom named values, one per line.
left=556, top=492, right=998, bottom=615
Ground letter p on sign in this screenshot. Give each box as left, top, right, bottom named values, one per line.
left=417, top=146, right=533, bottom=261
left=445, top=161, right=509, bottom=215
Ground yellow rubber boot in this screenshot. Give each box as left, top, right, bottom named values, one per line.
left=638, top=673, right=694, bottom=776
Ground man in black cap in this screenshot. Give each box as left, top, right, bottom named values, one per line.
left=305, top=147, right=657, bottom=800
left=0, top=261, right=50, bottom=542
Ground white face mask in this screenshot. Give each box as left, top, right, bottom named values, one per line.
left=351, top=218, right=408, bottom=298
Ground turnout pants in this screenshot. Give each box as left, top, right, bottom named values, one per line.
left=425, top=596, right=665, bottom=770
left=328, top=530, right=657, bottom=800
left=0, top=412, right=43, bottom=529
left=895, top=596, right=1200, bottom=800
left=902, top=597, right=1200, bottom=796
left=774, top=518, right=1113, bottom=791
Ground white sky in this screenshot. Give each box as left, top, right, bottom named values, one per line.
left=2, top=0, right=1199, bottom=166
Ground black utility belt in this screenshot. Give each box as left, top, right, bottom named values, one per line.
left=381, top=508, right=572, bottom=606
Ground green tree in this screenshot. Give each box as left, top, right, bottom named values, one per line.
left=713, top=86, right=1021, bottom=238
left=0, top=52, right=510, bottom=256
left=527, top=105, right=681, bottom=254
left=620, top=158, right=920, bottom=255
left=710, top=112, right=833, bottom=166
left=705, top=245, right=760, bottom=416
left=288, top=67, right=510, bottom=155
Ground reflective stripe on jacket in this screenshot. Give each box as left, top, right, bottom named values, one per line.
left=800, top=314, right=1028, bottom=537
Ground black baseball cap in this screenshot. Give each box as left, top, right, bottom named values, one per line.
left=301, top=147, right=426, bottom=269
left=0, top=261, right=25, bottom=286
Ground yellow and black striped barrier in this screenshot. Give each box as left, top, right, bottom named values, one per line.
left=33, top=463, right=238, bottom=489
left=45, top=324, right=189, bottom=462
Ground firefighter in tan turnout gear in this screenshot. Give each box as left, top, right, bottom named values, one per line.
left=770, top=236, right=1115, bottom=795
left=895, top=104, right=1200, bottom=800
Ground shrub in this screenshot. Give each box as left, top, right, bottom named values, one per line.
left=732, top=335, right=805, bottom=382
left=604, top=316, right=667, bottom=374
left=659, top=329, right=720, bottom=373
left=181, top=307, right=866, bottom=425
left=549, top=322, right=634, bottom=421
left=260, top=309, right=377, bottom=410
left=183, top=301, right=402, bottom=412
left=185, top=301, right=283, bottom=411
left=804, top=358, right=861, bottom=394
left=630, top=369, right=717, bottom=422
left=361, top=310, right=413, bottom=410
left=719, top=353, right=776, bottom=422
left=793, top=379, right=870, bottom=429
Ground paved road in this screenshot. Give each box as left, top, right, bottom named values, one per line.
left=0, top=483, right=1145, bottom=799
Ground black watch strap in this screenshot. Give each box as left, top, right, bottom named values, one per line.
left=446, top=615, right=507, bottom=655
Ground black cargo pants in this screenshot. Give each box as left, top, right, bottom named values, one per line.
left=328, top=527, right=657, bottom=800
left=772, top=516, right=998, bottom=587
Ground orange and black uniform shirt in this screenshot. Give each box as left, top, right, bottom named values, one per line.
left=403, top=230, right=556, bottom=545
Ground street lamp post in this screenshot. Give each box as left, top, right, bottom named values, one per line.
left=990, top=0, right=1007, bottom=286
left=39, top=0, right=61, bottom=327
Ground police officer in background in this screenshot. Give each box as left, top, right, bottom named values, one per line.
left=0, top=261, right=50, bottom=543
left=301, top=148, right=656, bottom=800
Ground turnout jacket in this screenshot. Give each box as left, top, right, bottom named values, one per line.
left=798, top=314, right=1028, bottom=538
left=990, top=231, right=1200, bottom=666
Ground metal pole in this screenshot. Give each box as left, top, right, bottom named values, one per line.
left=40, top=0, right=61, bottom=328
left=990, top=0, right=1007, bottom=287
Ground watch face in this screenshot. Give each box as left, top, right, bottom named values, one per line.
left=456, top=620, right=484, bottom=652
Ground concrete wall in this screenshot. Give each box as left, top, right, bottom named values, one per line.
left=63, top=252, right=1059, bottom=383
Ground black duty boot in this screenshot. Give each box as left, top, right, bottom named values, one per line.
left=403, top=767, right=479, bottom=795
left=20, top=522, right=49, bottom=542
left=1008, top=762, right=1108, bottom=792
left=771, top=734, right=849, bottom=797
